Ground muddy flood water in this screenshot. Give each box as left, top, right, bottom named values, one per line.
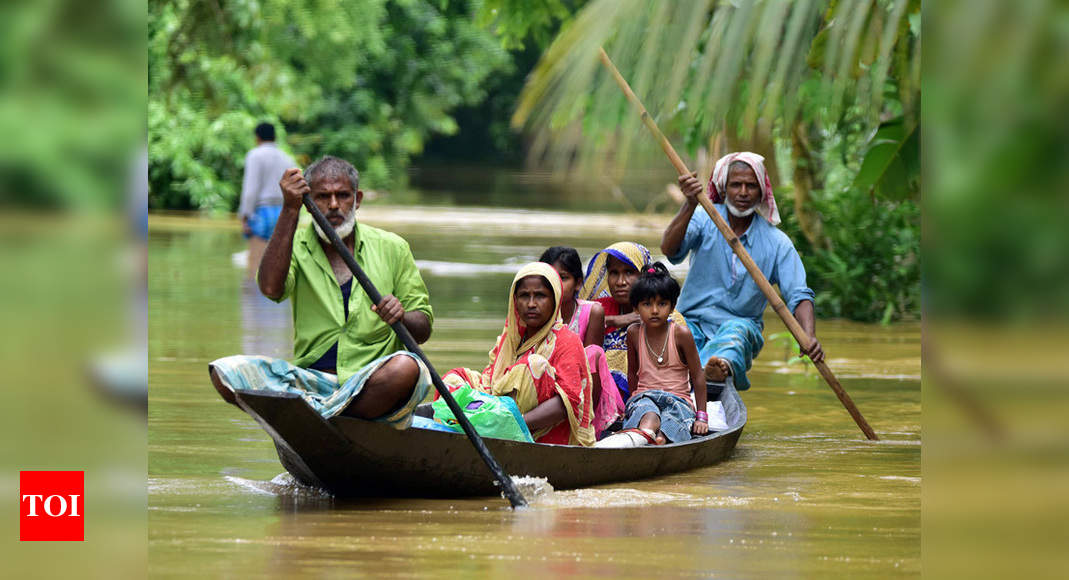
left=148, top=205, right=920, bottom=577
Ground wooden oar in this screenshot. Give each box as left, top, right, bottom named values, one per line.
left=300, top=195, right=529, bottom=507
left=598, top=47, right=879, bottom=441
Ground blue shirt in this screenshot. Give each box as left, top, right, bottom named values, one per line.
left=666, top=204, right=814, bottom=334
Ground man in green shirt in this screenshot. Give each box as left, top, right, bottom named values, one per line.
left=210, top=156, right=434, bottom=427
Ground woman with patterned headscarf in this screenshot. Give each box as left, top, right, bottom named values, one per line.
left=441, top=262, right=595, bottom=446
left=580, top=242, right=685, bottom=400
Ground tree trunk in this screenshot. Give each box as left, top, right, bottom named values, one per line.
left=790, top=122, right=827, bottom=249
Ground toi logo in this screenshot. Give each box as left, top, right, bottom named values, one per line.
left=19, top=471, right=84, bottom=541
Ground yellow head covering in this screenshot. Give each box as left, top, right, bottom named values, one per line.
left=490, top=262, right=564, bottom=384
left=579, top=241, right=653, bottom=301
left=444, top=262, right=592, bottom=446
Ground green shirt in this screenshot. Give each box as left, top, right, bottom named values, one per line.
left=269, top=220, right=433, bottom=384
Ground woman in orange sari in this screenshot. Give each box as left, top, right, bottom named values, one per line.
left=441, top=262, right=595, bottom=446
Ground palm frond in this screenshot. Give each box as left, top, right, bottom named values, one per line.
left=512, top=0, right=920, bottom=176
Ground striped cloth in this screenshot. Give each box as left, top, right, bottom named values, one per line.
left=209, top=351, right=432, bottom=429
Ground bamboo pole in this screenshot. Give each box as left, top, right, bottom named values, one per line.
left=598, top=47, right=879, bottom=440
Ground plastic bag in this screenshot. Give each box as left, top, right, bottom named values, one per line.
left=432, top=386, right=534, bottom=443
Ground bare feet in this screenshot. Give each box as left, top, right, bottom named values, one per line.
left=704, top=356, right=731, bottom=382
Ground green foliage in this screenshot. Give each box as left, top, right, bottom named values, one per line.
left=925, top=0, right=1069, bottom=320
left=770, top=107, right=920, bottom=324
left=0, top=0, right=144, bottom=210
left=802, top=195, right=919, bottom=323
left=291, top=0, right=510, bottom=187
left=509, top=0, right=922, bottom=322
left=415, top=0, right=587, bottom=165
left=514, top=0, right=921, bottom=168
left=852, top=117, right=919, bottom=200
left=149, top=0, right=509, bottom=211
left=475, top=0, right=579, bottom=49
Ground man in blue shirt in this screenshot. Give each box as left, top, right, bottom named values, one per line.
left=661, top=152, right=824, bottom=390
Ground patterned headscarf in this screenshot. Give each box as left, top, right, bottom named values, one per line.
left=489, top=262, right=565, bottom=385
left=476, top=262, right=594, bottom=446
left=707, top=151, right=781, bottom=226
left=579, top=241, right=653, bottom=301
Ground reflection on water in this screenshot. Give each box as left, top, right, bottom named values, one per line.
left=149, top=208, right=920, bottom=577
left=415, top=259, right=528, bottom=276
left=239, top=279, right=291, bottom=359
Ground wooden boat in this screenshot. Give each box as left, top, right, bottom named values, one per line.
left=230, top=380, right=746, bottom=498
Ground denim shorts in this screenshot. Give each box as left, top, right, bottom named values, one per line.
left=622, top=390, right=695, bottom=443
left=246, top=205, right=282, bottom=240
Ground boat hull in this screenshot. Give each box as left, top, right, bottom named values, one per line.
left=233, top=382, right=746, bottom=498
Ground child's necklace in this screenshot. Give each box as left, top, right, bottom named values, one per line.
left=645, top=328, right=669, bottom=365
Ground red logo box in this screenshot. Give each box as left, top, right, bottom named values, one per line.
left=19, top=471, right=84, bottom=541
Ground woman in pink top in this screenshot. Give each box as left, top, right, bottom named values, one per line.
left=597, top=263, right=708, bottom=447
left=540, top=246, right=624, bottom=435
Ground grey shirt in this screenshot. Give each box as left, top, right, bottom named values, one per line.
left=238, top=142, right=296, bottom=218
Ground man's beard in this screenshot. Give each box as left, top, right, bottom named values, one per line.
left=314, top=207, right=357, bottom=241
left=725, top=199, right=756, bottom=218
